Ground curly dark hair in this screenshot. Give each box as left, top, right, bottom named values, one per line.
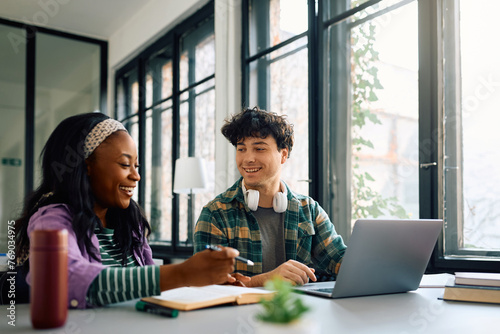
left=221, top=107, right=294, bottom=157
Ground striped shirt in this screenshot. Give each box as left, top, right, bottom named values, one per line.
left=194, top=178, right=347, bottom=277
left=95, top=226, right=138, bottom=267
left=86, top=227, right=160, bottom=306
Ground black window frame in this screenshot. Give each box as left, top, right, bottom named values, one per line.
left=242, top=0, right=500, bottom=273
left=114, top=2, right=215, bottom=260
left=242, top=0, right=319, bottom=200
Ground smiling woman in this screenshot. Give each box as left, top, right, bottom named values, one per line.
left=86, top=131, right=141, bottom=226
left=13, top=112, right=242, bottom=309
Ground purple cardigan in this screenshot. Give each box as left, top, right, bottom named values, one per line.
left=26, top=204, right=155, bottom=309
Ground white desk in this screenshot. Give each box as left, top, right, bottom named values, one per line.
left=1, top=284, right=498, bottom=334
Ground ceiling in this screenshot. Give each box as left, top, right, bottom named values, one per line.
left=0, top=0, right=154, bottom=39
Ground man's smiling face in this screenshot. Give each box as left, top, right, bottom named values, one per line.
left=236, top=135, right=288, bottom=192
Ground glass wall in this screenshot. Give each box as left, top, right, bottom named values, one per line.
left=0, top=24, right=26, bottom=252
left=34, top=33, right=101, bottom=184
left=0, top=21, right=105, bottom=253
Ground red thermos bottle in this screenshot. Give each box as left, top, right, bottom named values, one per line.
left=30, top=229, right=68, bottom=329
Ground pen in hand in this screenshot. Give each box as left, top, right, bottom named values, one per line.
left=206, top=245, right=254, bottom=266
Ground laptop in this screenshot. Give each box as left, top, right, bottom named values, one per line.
left=295, top=218, right=443, bottom=298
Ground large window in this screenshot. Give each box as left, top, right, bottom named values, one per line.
left=115, top=3, right=214, bottom=257
left=244, top=0, right=499, bottom=271
left=244, top=0, right=310, bottom=196
left=441, top=0, right=500, bottom=264
left=324, top=0, right=419, bottom=235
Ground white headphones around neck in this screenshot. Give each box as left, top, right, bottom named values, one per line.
left=242, top=180, right=288, bottom=213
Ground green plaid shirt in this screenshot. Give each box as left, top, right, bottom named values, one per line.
left=194, top=178, right=346, bottom=277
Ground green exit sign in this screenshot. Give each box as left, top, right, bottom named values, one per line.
left=1, top=158, right=22, bottom=166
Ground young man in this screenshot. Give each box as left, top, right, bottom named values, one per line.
left=194, top=107, right=346, bottom=286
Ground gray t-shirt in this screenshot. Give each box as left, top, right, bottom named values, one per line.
left=252, top=207, right=286, bottom=273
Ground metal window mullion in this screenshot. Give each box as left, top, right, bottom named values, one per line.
left=172, top=31, right=181, bottom=253
left=267, top=43, right=307, bottom=65
left=418, top=0, right=441, bottom=220
left=123, top=75, right=131, bottom=120
left=151, top=59, right=164, bottom=240
left=347, top=0, right=415, bottom=30
left=100, top=43, right=108, bottom=114
left=442, top=0, right=463, bottom=254
left=322, top=0, right=383, bottom=28
left=178, top=74, right=214, bottom=95
left=418, top=0, right=442, bottom=272
left=246, top=31, right=308, bottom=63
left=187, top=43, right=197, bottom=245
left=308, top=0, right=321, bottom=202
left=241, top=0, right=250, bottom=104
left=137, top=58, right=146, bottom=208
left=25, top=27, right=36, bottom=197
left=322, top=0, right=351, bottom=240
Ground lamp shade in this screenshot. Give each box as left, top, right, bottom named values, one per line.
left=173, top=157, right=208, bottom=194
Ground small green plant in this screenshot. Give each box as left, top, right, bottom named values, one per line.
left=256, top=277, right=310, bottom=324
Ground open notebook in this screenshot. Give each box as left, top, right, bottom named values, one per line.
left=141, top=285, right=274, bottom=311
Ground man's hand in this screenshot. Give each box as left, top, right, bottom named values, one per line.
left=246, top=259, right=317, bottom=287
left=268, top=260, right=317, bottom=285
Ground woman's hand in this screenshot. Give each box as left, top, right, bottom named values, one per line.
left=225, top=272, right=252, bottom=287
left=159, top=246, right=239, bottom=290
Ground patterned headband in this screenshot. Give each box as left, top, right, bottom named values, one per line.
left=83, top=118, right=127, bottom=159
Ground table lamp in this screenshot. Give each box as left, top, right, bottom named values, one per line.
left=173, top=157, right=208, bottom=244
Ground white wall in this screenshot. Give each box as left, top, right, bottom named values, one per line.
left=107, top=0, right=242, bottom=193
left=213, top=0, right=241, bottom=193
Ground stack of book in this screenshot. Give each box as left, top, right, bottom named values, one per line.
left=443, top=272, right=500, bottom=304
